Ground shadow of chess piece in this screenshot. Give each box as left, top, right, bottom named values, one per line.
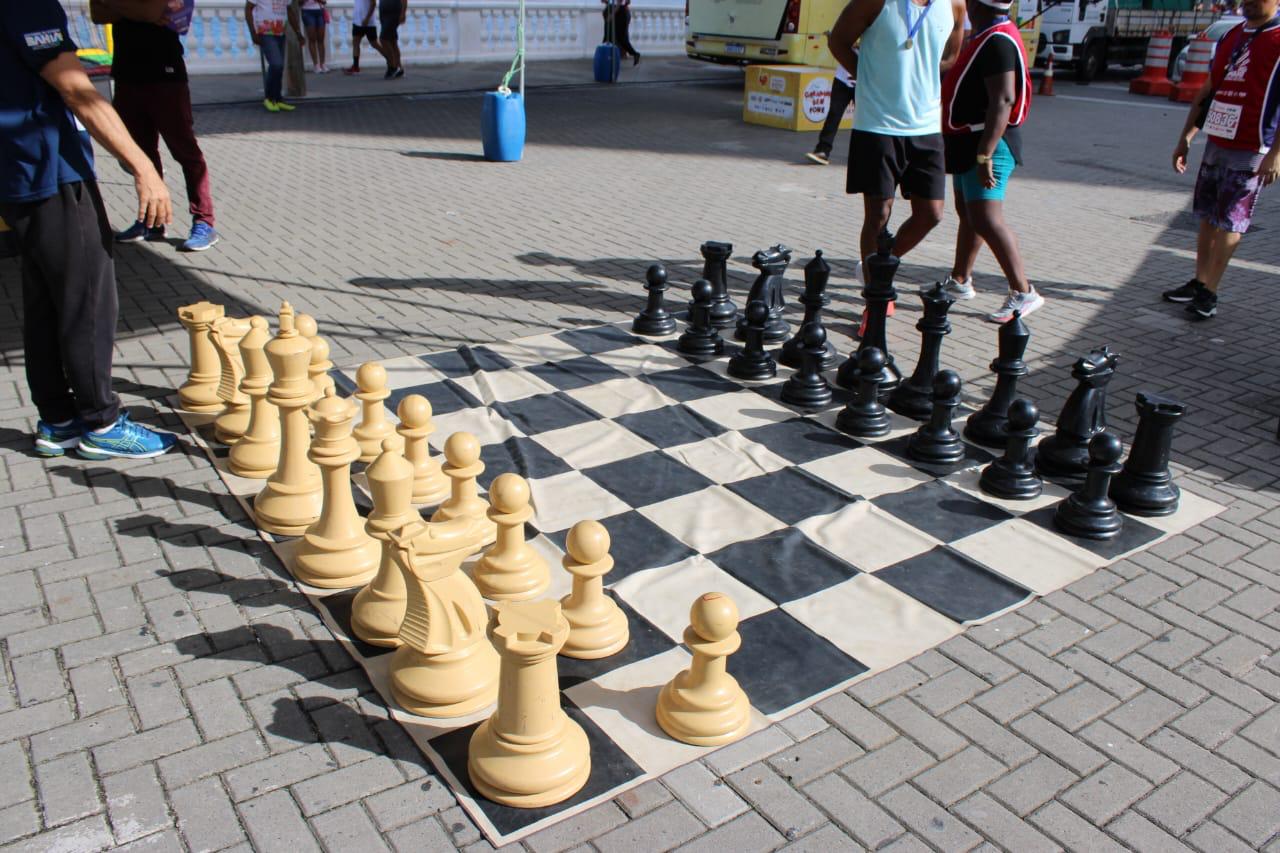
left=291, top=388, right=382, bottom=588
left=1036, top=346, right=1119, bottom=484
left=632, top=264, right=678, bottom=336
left=677, top=279, right=724, bottom=357
left=560, top=520, right=629, bottom=659
left=210, top=316, right=252, bottom=445
left=727, top=300, right=777, bottom=381
left=351, top=436, right=419, bottom=648
left=1054, top=432, right=1125, bottom=541
left=836, top=232, right=902, bottom=394
left=965, top=310, right=1031, bottom=447
left=979, top=398, right=1043, bottom=500
left=254, top=304, right=323, bottom=536
left=780, top=323, right=834, bottom=410
left=353, top=361, right=395, bottom=464
left=177, top=301, right=226, bottom=413
left=780, top=251, right=838, bottom=371
left=907, top=369, right=964, bottom=464
left=735, top=245, right=792, bottom=343
left=835, top=347, right=891, bottom=437
left=655, top=592, right=751, bottom=747
left=888, top=281, right=954, bottom=420
left=1110, top=392, right=1186, bottom=516
left=387, top=517, right=497, bottom=717
left=473, top=473, right=550, bottom=601
left=701, top=241, right=738, bottom=329
left=229, top=316, right=280, bottom=479
left=468, top=600, right=591, bottom=808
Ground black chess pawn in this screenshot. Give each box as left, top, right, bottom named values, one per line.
left=835, top=347, right=891, bottom=437
left=677, top=279, right=724, bottom=357
left=978, top=398, right=1043, bottom=500
left=907, top=369, right=964, bottom=464
left=735, top=245, right=792, bottom=343
left=780, top=251, right=839, bottom=371
left=966, top=311, right=1032, bottom=447
left=701, top=241, right=738, bottom=329
left=1110, top=392, right=1186, bottom=516
left=1036, top=346, right=1119, bottom=483
left=633, top=263, right=678, bottom=336
left=1054, top=431, right=1125, bottom=541
left=836, top=232, right=902, bottom=395
left=780, top=322, right=833, bottom=410
left=888, top=281, right=955, bottom=420
left=728, top=300, right=777, bottom=381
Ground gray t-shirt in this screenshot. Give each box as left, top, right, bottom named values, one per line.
left=1204, top=139, right=1265, bottom=172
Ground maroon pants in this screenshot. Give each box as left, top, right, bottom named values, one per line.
left=113, top=80, right=215, bottom=226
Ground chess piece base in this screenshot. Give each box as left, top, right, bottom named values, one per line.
left=473, top=550, right=550, bottom=602
left=676, top=333, right=724, bottom=357
left=887, top=382, right=933, bottom=421
left=1053, top=497, right=1123, bottom=541
left=254, top=481, right=323, bottom=537
left=351, top=569, right=405, bottom=648
left=835, top=405, right=891, bottom=438
left=228, top=437, right=278, bottom=479
left=1110, top=473, right=1180, bottom=517
left=292, top=534, right=380, bottom=589
left=778, top=342, right=838, bottom=372
left=412, top=474, right=452, bottom=507
left=726, top=355, right=776, bottom=382
left=780, top=380, right=832, bottom=410
left=214, top=405, right=250, bottom=445
left=390, top=640, right=499, bottom=718
left=978, top=461, right=1043, bottom=501
left=907, top=432, right=965, bottom=465
left=1034, top=436, right=1089, bottom=483
left=468, top=714, right=591, bottom=808
left=655, top=675, right=751, bottom=747
left=178, top=385, right=224, bottom=414
left=964, top=411, right=1011, bottom=449
left=632, top=315, right=677, bottom=337
left=560, top=604, right=629, bottom=660
left=430, top=507, right=497, bottom=551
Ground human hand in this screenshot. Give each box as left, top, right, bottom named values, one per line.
left=1173, top=137, right=1190, bottom=174
left=133, top=166, right=172, bottom=229
left=980, top=158, right=996, bottom=189
left=1257, top=151, right=1280, bottom=186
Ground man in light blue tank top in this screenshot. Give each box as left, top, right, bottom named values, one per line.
left=830, top=0, right=965, bottom=270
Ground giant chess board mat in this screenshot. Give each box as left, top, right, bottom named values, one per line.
left=177, top=320, right=1223, bottom=845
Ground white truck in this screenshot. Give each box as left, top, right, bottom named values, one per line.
left=1035, top=0, right=1220, bottom=81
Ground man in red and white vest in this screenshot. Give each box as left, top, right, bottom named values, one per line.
left=1167, top=0, right=1280, bottom=319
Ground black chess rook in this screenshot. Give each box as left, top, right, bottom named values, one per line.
left=701, top=241, right=738, bottom=329
left=780, top=251, right=838, bottom=371
left=1036, top=346, right=1119, bottom=483
left=837, top=232, right=902, bottom=395
left=979, top=398, right=1043, bottom=500
left=633, top=263, right=678, bottom=336
left=727, top=300, right=778, bottom=381
left=1110, top=392, right=1186, bottom=516
left=780, top=322, right=833, bottom=410
left=835, top=347, right=891, bottom=437
left=734, top=245, right=792, bottom=343
left=907, top=369, right=965, bottom=464
left=677, top=279, right=724, bottom=357
left=888, top=281, right=955, bottom=420
left=1054, top=432, right=1125, bottom=540
left=965, top=311, right=1031, bottom=447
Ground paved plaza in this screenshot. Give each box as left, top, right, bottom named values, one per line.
left=1, top=60, right=1279, bottom=851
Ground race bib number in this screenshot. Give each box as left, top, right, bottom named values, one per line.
left=1204, top=101, right=1242, bottom=140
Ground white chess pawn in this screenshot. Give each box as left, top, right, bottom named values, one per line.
left=559, top=520, right=628, bottom=659
left=295, top=313, right=335, bottom=404
left=430, top=432, right=496, bottom=547
left=396, top=394, right=450, bottom=506
left=655, top=592, right=751, bottom=747
left=353, top=361, right=394, bottom=463
left=473, top=473, right=549, bottom=601
left=228, top=316, right=279, bottom=479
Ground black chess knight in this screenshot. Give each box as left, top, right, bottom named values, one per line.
left=836, top=231, right=902, bottom=395
left=835, top=347, right=891, bottom=437
left=979, top=398, right=1043, bottom=500
left=780, top=251, right=838, bottom=371
left=677, top=279, right=724, bottom=357
left=701, top=241, right=738, bottom=329
left=735, top=245, right=792, bottom=343
left=965, top=311, right=1031, bottom=447
left=727, top=300, right=777, bottom=381
left=1110, top=392, right=1186, bottom=516
left=1036, top=346, right=1119, bottom=483
left=632, top=264, right=677, bottom=336
left=888, top=281, right=954, bottom=420
left=1054, top=432, right=1125, bottom=541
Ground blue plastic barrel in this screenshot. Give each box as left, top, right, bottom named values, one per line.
left=593, top=43, right=620, bottom=83
left=481, top=90, right=526, bottom=163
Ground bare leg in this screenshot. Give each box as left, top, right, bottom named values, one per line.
left=890, top=196, right=944, bottom=260
left=965, top=199, right=1030, bottom=293
left=1194, top=219, right=1242, bottom=292
left=306, top=26, right=321, bottom=67
left=950, top=191, right=982, bottom=282
left=318, top=24, right=326, bottom=67
left=860, top=196, right=895, bottom=263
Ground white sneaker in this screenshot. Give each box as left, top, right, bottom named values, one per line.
left=987, top=288, right=1044, bottom=323
left=921, top=275, right=976, bottom=300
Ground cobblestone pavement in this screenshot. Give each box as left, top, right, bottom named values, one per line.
left=2, top=70, right=1279, bottom=853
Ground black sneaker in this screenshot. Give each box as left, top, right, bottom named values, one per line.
left=392, top=67, right=404, bottom=79
left=1163, top=279, right=1201, bottom=303
left=1186, top=287, right=1217, bottom=320
left=384, top=66, right=396, bottom=79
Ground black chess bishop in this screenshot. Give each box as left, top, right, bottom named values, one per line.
left=836, top=231, right=901, bottom=395
left=780, top=251, right=838, bottom=371
left=888, top=280, right=954, bottom=419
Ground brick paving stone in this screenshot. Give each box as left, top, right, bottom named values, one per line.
left=1201, top=636, right=1270, bottom=678
left=10, top=652, right=66, bottom=708
left=1029, top=802, right=1126, bottom=853
left=67, top=662, right=125, bottom=718
left=0, top=743, right=32, bottom=809
left=291, top=757, right=403, bottom=816
left=971, top=674, right=1055, bottom=724
left=1021, top=617, right=1091, bottom=658
left=845, top=664, right=927, bottom=706
left=1106, top=812, right=1195, bottom=853
left=184, top=679, right=253, bottom=740
left=907, top=667, right=991, bottom=716
left=841, top=737, right=934, bottom=797
left=1145, top=729, right=1251, bottom=795
left=1059, top=761, right=1153, bottom=825
left=662, top=762, right=749, bottom=828
left=984, top=756, right=1078, bottom=817
left=365, top=780, right=458, bottom=833
left=776, top=710, right=827, bottom=742
left=1009, top=713, right=1105, bottom=776
left=767, top=726, right=864, bottom=787
left=1148, top=601, right=1229, bottom=644
left=1078, top=720, right=1178, bottom=784
left=0, top=801, right=40, bottom=846
left=879, top=784, right=982, bottom=852
left=615, top=780, right=673, bottom=818
left=953, top=793, right=1060, bottom=853
left=103, top=765, right=171, bottom=844
left=0, top=815, right=112, bottom=853
left=942, top=706, right=1037, bottom=768
left=593, top=801, right=705, bottom=853
left=0, top=699, right=74, bottom=743
left=1238, top=702, right=1280, bottom=751
left=1213, top=781, right=1280, bottom=847
left=704, top=727, right=793, bottom=778
left=1142, top=630, right=1213, bottom=670
left=125, top=672, right=188, bottom=731
left=310, top=802, right=390, bottom=852
left=93, top=719, right=200, bottom=775
left=727, top=763, right=826, bottom=839
left=1172, top=696, right=1253, bottom=749
left=1186, top=820, right=1262, bottom=853
left=813, top=692, right=897, bottom=750
left=1180, top=662, right=1272, bottom=714
left=937, top=635, right=1019, bottom=683
left=776, top=821, right=857, bottom=851
left=911, top=747, right=1005, bottom=807
left=524, top=802, right=628, bottom=853
left=34, top=752, right=101, bottom=828
left=1038, top=682, right=1121, bottom=732
left=878, top=696, right=965, bottom=759
left=1223, top=586, right=1280, bottom=620
left=1055, top=648, right=1142, bottom=701
left=385, top=816, right=456, bottom=853
left=238, top=789, right=321, bottom=852
left=170, top=778, right=246, bottom=853
left=1105, top=690, right=1185, bottom=739
left=677, top=810, right=787, bottom=853
left=1134, top=770, right=1228, bottom=836
left=803, top=772, right=903, bottom=849
left=1219, top=735, right=1280, bottom=786
left=1113, top=574, right=1179, bottom=608
left=998, top=641, right=1081, bottom=692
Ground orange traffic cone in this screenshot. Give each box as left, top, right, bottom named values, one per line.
left=1039, top=55, right=1055, bottom=96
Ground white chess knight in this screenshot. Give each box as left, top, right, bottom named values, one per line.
left=655, top=592, right=751, bottom=747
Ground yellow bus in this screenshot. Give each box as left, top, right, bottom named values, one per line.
left=686, top=0, right=1040, bottom=68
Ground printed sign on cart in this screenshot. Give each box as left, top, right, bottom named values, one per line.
left=747, top=92, right=795, bottom=118
left=802, top=77, right=833, bottom=122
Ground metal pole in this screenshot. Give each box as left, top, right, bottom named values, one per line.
left=519, top=0, right=526, bottom=96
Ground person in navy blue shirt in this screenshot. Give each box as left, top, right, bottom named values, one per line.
left=0, top=0, right=179, bottom=460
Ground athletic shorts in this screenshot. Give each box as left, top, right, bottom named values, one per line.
left=352, top=24, right=377, bottom=39
left=300, top=8, right=325, bottom=28
left=953, top=138, right=1016, bottom=203
left=846, top=130, right=946, bottom=200
left=1194, top=159, right=1262, bottom=234
left=380, top=1, right=402, bottom=38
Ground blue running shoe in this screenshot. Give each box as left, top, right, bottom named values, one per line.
left=182, top=221, right=219, bottom=252
left=34, top=418, right=85, bottom=457
left=116, top=220, right=167, bottom=243
left=78, top=412, right=177, bottom=460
